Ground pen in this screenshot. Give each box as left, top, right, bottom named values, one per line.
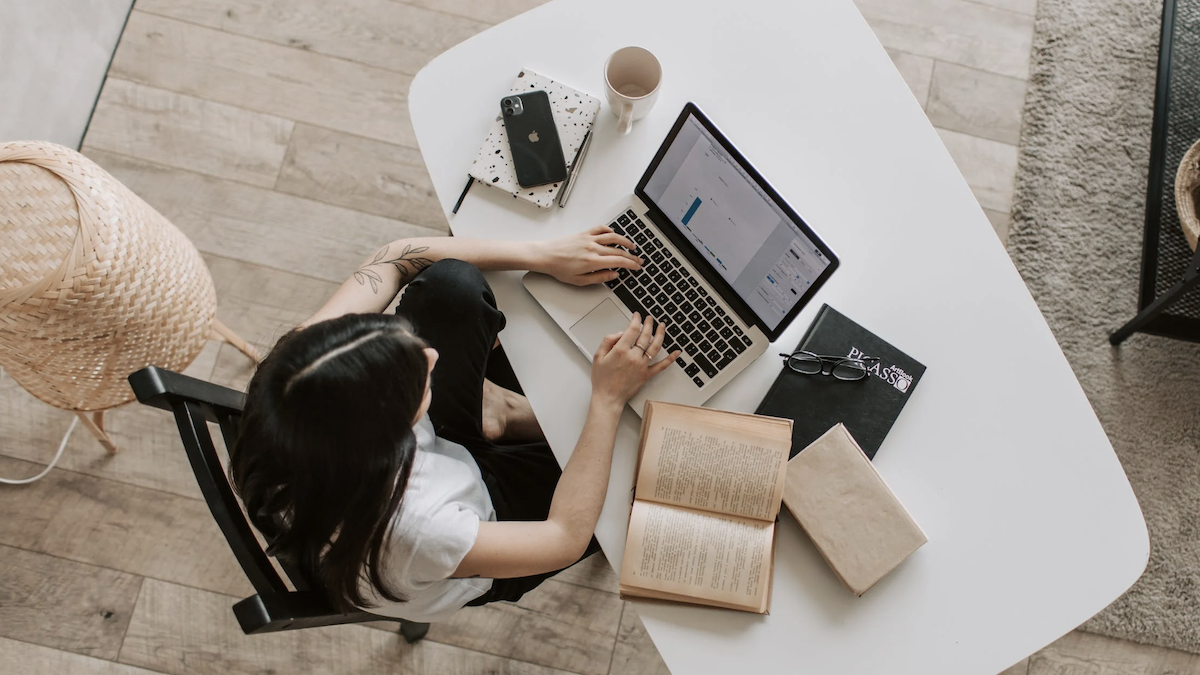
left=451, top=176, right=473, bottom=214
left=558, top=130, right=593, bottom=208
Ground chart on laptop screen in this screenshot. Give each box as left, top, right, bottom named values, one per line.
left=643, top=114, right=831, bottom=329
left=658, top=137, right=779, bottom=280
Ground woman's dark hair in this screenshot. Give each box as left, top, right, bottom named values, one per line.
left=229, top=313, right=430, bottom=611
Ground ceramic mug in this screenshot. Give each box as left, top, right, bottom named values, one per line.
left=604, top=46, right=662, bottom=135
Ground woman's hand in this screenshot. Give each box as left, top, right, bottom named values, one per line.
left=459, top=313, right=671, bottom=580
left=590, top=312, right=680, bottom=409
left=533, top=225, right=643, bottom=286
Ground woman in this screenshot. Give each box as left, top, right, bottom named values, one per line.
left=230, top=225, right=679, bottom=623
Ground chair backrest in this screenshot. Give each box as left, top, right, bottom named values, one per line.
left=128, top=366, right=381, bottom=634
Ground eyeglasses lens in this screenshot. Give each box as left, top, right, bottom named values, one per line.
left=831, top=360, right=868, bottom=381
left=787, top=353, right=823, bottom=374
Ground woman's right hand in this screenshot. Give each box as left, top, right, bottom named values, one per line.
left=591, top=312, right=680, bottom=409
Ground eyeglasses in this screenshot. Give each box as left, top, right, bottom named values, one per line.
left=779, top=351, right=880, bottom=381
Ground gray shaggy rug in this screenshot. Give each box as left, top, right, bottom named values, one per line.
left=1008, top=0, right=1200, bottom=653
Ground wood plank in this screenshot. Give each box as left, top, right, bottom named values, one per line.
left=926, top=60, right=1027, bottom=145
left=202, top=254, right=342, bottom=393
left=854, top=0, right=1034, bottom=80
left=83, top=149, right=441, bottom=284
left=967, top=0, right=1036, bottom=17
left=0, top=455, right=252, bottom=598
left=0, top=341, right=220, bottom=500
left=0, top=636, right=167, bottom=675
left=608, top=603, right=669, bottom=675
left=998, top=656, right=1029, bottom=675
left=119, top=578, right=576, bottom=675
left=211, top=343, right=262, bottom=395
left=107, top=11, right=416, bottom=146
left=425, top=578, right=622, bottom=675
left=206, top=253, right=340, bottom=349
left=0, top=545, right=142, bottom=660
left=936, top=127, right=1018, bottom=213
left=135, top=0, right=486, bottom=75
left=886, top=49, right=935, bottom=108
left=1028, top=630, right=1200, bottom=674
left=984, top=207, right=1011, bottom=246
left=551, top=551, right=619, bottom=594
left=83, top=78, right=293, bottom=188
left=276, top=124, right=448, bottom=231
left=188, top=339, right=223, bottom=382
left=395, top=0, right=550, bottom=26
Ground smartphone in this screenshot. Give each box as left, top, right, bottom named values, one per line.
left=501, top=91, right=568, bottom=188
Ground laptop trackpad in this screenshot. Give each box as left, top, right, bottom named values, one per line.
left=570, top=299, right=628, bottom=359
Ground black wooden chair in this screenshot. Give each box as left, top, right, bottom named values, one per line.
left=128, top=365, right=430, bottom=643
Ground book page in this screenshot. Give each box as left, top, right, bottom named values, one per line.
left=619, top=500, right=774, bottom=612
left=635, top=402, right=791, bottom=521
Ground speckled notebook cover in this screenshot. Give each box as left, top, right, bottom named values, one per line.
left=469, top=69, right=601, bottom=209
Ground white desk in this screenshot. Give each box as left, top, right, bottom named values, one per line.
left=409, top=1, right=1149, bottom=672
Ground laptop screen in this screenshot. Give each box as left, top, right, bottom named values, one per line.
left=639, top=109, right=833, bottom=332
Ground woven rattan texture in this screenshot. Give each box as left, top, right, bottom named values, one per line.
left=1176, top=139, right=1200, bottom=250
left=1151, top=0, right=1200, bottom=318
left=0, top=142, right=216, bottom=411
left=0, top=163, right=79, bottom=293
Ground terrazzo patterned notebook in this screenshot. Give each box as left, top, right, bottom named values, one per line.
left=469, top=69, right=601, bottom=209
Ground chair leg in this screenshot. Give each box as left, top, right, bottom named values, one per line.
left=398, top=620, right=430, bottom=644
left=211, top=318, right=262, bottom=363
left=75, top=411, right=117, bottom=454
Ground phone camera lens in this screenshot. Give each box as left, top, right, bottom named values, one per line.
left=504, top=107, right=514, bottom=115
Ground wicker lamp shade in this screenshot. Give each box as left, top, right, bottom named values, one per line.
left=0, top=141, right=256, bottom=454
left=1176, top=138, right=1200, bottom=252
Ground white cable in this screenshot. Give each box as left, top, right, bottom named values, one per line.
left=0, top=406, right=79, bottom=485
left=0, top=363, right=81, bottom=484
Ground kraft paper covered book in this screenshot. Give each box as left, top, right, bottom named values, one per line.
left=619, top=401, right=793, bottom=614
left=782, top=424, right=926, bottom=596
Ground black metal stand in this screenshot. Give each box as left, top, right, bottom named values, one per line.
left=1111, top=244, right=1200, bottom=344
left=1109, top=0, right=1200, bottom=345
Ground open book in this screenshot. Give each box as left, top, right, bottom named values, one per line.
left=619, top=401, right=793, bottom=614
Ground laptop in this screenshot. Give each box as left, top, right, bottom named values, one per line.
left=524, top=103, right=839, bottom=414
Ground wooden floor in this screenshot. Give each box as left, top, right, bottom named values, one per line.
left=1, top=0, right=1195, bottom=673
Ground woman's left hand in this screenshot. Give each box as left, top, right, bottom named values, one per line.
left=533, top=225, right=644, bottom=286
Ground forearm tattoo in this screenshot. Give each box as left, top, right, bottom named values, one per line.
left=352, top=244, right=434, bottom=293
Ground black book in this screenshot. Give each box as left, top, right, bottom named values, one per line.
left=756, top=305, right=925, bottom=459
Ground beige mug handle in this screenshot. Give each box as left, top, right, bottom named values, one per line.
left=616, top=103, right=635, bottom=135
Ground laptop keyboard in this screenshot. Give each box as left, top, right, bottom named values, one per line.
left=603, top=210, right=755, bottom=388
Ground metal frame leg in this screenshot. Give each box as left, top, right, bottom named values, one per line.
left=1111, top=245, right=1200, bottom=345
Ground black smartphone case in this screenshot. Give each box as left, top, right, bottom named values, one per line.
left=502, top=91, right=568, bottom=188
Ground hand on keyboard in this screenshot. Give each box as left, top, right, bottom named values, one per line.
left=603, top=210, right=751, bottom=388
left=532, top=224, right=643, bottom=286
left=591, top=312, right=681, bottom=408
